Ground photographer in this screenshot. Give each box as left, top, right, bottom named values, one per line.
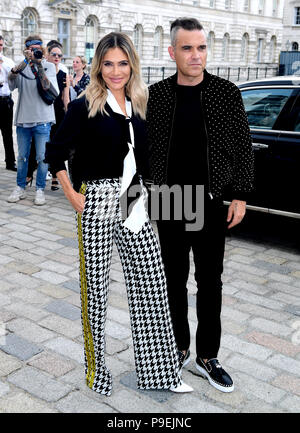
left=7, top=34, right=59, bottom=206
left=0, top=35, right=16, bottom=171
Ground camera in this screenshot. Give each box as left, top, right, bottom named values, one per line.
left=32, top=48, right=43, bottom=60
left=0, top=82, right=3, bottom=88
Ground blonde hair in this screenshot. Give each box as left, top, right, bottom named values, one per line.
left=74, top=55, right=87, bottom=70
left=82, top=32, right=148, bottom=119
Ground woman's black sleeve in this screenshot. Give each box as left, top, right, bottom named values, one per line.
left=45, top=99, right=86, bottom=176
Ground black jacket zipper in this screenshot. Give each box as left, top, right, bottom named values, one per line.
left=165, top=97, right=177, bottom=184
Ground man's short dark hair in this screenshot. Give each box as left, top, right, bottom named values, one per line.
left=170, top=17, right=204, bottom=47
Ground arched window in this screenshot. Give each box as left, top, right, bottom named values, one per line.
left=133, top=24, right=143, bottom=57
left=21, top=8, right=38, bottom=40
left=241, top=33, right=249, bottom=62
left=207, top=31, right=215, bottom=61
left=269, top=35, right=277, bottom=62
left=85, top=16, right=97, bottom=64
left=222, top=33, right=230, bottom=60
left=292, top=41, right=299, bottom=51
left=154, top=26, right=163, bottom=59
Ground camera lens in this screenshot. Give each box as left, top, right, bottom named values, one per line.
left=33, top=48, right=43, bottom=59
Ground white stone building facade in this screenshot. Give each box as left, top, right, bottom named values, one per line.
left=0, top=0, right=284, bottom=71
left=282, top=0, right=300, bottom=51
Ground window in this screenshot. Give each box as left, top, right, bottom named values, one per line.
left=21, top=8, right=38, bottom=40
left=225, top=0, right=231, bottom=10
left=257, top=38, right=264, bottom=62
left=154, top=26, right=163, bottom=59
left=209, top=0, right=215, bottom=7
left=241, top=88, right=293, bottom=129
left=85, top=16, right=97, bottom=64
left=269, top=36, right=277, bottom=62
left=133, top=24, right=143, bottom=57
left=58, top=19, right=70, bottom=57
left=272, top=0, right=278, bottom=17
left=241, top=33, right=249, bottom=62
left=258, top=0, right=264, bottom=15
left=295, top=7, right=300, bottom=25
left=243, top=0, right=250, bottom=12
left=207, top=31, right=215, bottom=61
left=222, top=33, right=230, bottom=60
left=292, top=42, right=299, bottom=51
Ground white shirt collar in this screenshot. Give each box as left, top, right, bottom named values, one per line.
left=106, top=88, right=132, bottom=118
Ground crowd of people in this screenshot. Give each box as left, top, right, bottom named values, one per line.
left=0, top=35, right=90, bottom=205
left=0, top=18, right=254, bottom=398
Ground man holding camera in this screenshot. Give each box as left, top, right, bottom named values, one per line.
left=7, top=34, right=58, bottom=205
left=0, top=35, right=16, bottom=172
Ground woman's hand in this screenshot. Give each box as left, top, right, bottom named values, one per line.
left=67, top=190, right=86, bottom=214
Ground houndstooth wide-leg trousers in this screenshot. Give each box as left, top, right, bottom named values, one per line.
left=77, top=179, right=182, bottom=396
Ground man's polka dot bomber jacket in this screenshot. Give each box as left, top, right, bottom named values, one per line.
left=146, top=70, right=255, bottom=202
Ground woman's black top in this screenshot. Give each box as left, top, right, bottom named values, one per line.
left=45, top=95, right=149, bottom=192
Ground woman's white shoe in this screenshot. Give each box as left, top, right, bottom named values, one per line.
left=170, top=382, right=193, bottom=393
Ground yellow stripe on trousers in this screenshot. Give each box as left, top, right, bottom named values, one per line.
left=77, top=183, right=96, bottom=389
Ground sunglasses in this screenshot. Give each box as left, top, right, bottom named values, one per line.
left=50, top=53, right=63, bottom=58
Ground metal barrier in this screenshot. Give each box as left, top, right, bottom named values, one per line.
left=142, top=66, right=279, bottom=84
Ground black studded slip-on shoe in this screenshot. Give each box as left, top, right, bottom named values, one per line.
left=195, top=357, right=234, bottom=393
left=178, top=349, right=191, bottom=371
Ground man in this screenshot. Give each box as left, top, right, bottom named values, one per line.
left=0, top=35, right=16, bottom=171
left=147, top=18, right=254, bottom=393
left=7, top=35, right=58, bottom=206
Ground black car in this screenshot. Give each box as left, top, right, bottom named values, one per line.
left=238, top=76, right=300, bottom=218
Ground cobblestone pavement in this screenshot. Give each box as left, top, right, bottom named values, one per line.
left=0, top=135, right=300, bottom=414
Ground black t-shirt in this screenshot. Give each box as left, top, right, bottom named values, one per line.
left=167, top=77, right=208, bottom=187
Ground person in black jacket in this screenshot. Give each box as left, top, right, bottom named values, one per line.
left=45, top=32, right=192, bottom=397
left=146, top=18, right=255, bottom=393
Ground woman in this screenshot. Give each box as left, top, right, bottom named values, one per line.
left=45, top=32, right=192, bottom=396
left=69, top=55, right=90, bottom=101
left=47, top=44, right=70, bottom=191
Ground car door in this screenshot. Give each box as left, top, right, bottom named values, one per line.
left=240, top=86, right=295, bottom=211
left=267, top=89, right=300, bottom=214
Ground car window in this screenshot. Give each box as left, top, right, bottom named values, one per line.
left=241, top=88, right=293, bottom=130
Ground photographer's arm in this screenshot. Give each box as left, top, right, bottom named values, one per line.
left=35, top=62, right=51, bottom=91
left=8, top=59, right=27, bottom=80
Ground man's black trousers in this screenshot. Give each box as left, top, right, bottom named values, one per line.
left=156, top=197, right=227, bottom=359
left=0, top=96, right=15, bottom=167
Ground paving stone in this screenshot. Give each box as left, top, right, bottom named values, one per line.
left=284, top=304, right=300, bottom=317
left=7, top=366, right=73, bottom=402
left=105, top=336, right=129, bottom=356
left=10, top=287, right=52, bottom=306
left=38, top=260, right=74, bottom=275
left=33, top=270, right=69, bottom=285
left=4, top=301, right=49, bottom=322
left=226, top=354, right=277, bottom=381
left=6, top=318, right=57, bottom=343
left=4, top=272, right=40, bottom=289
left=38, top=315, right=82, bottom=339
left=106, top=320, right=132, bottom=340
left=55, top=391, right=115, bottom=413
left=270, top=291, right=300, bottom=306
left=28, top=352, right=75, bottom=377
left=226, top=260, right=269, bottom=276
left=230, top=271, right=268, bottom=285
left=236, top=303, right=292, bottom=323
left=0, top=392, right=58, bottom=413
left=0, top=310, right=16, bottom=323
left=251, top=260, right=293, bottom=275
left=57, top=238, right=78, bottom=248
left=5, top=261, right=40, bottom=275
left=0, top=351, right=22, bottom=376
left=240, top=400, right=286, bottom=413
left=272, top=374, right=300, bottom=397
left=44, top=337, right=84, bottom=364
left=63, top=280, right=80, bottom=293
left=249, top=317, right=292, bottom=337
left=233, top=290, right=284, bottom=311
left=230, top=279, right=272, bottom=295
left=245, top=331, right=300, bottom=357
left=0, top=380, right=10, bottom=397
left=107, top=306, right=131, bottom=327
left=221, top=305, right=250, bottom=323
left=44, top=300, right=81, bottom=321
left=222, top=319, right=246, bottom=335
left=0, top=333, right=43, bottom=360
left=106, top=388, right=163, bottom=413
left=170, top=393, right=228, bottom=413
left=279, top=395, right=300, bottom=413
left=267, top=354, right=300, bottom=376
left=36, top=283, right=72, bottom=299
left=233, top=372, right=286, bottom=404
left=222, top=334, right=273, bottom=360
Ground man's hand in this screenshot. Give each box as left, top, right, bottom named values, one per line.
left=227, top=199, right=246, bottom=229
